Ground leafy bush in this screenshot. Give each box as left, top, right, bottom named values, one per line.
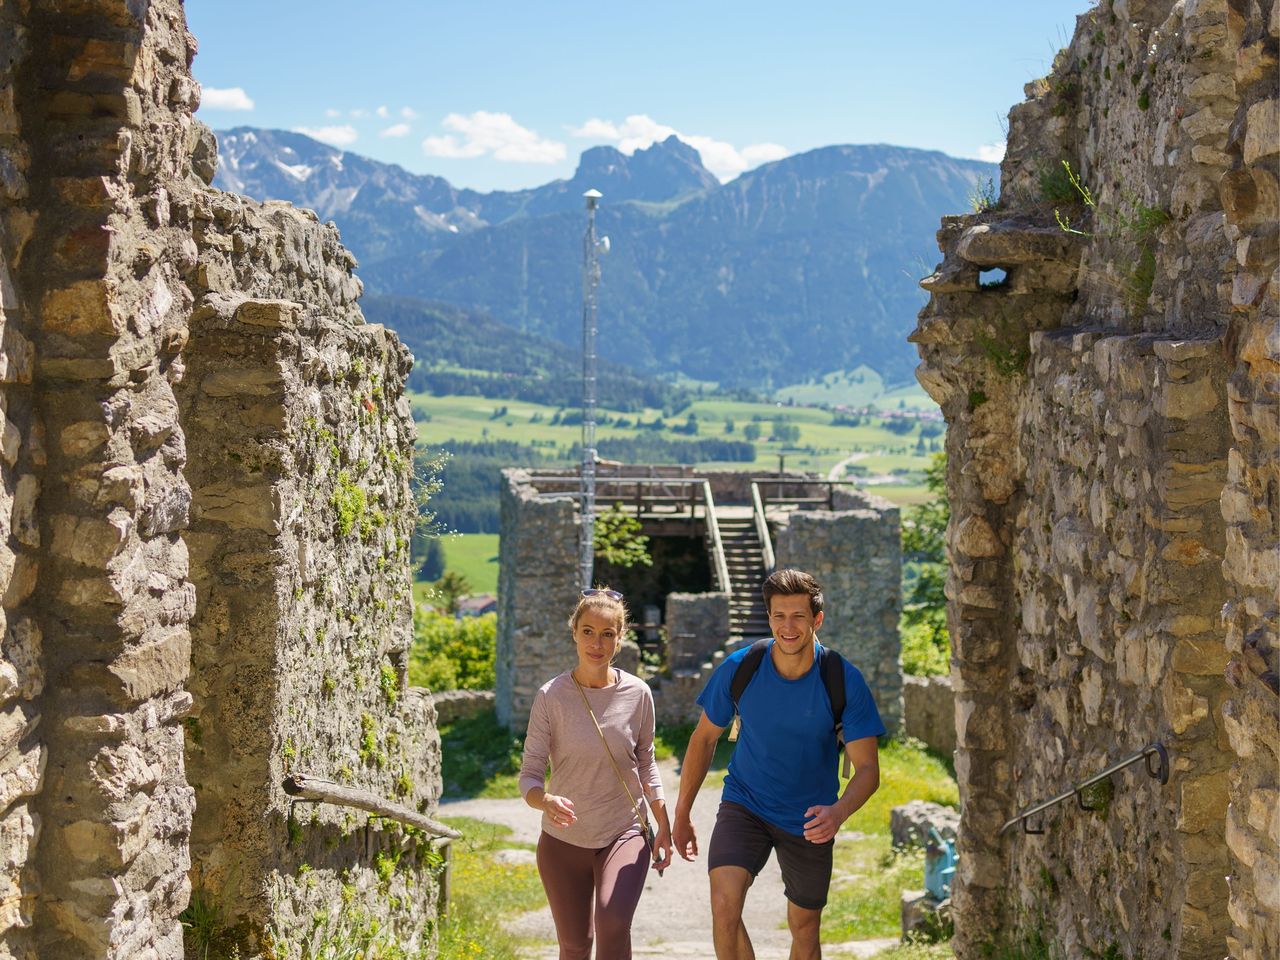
left=901, top=454, right=951, bottom=676
left=409, top=610, right=496, bottom=691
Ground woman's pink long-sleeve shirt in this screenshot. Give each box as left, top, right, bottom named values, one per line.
left=519, top=669, right=665, bottom=848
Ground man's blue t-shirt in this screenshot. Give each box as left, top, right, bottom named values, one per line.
left=697, top=640, right=886, bottom=836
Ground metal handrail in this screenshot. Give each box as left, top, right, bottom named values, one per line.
left=749, top=482, right=776, bottom=574
left=701, top=480, right=732, bottom=593
left=998, top=743, right=1169, bottom=837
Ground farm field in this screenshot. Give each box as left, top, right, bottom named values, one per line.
left=410, top=389, right=942, bottom=506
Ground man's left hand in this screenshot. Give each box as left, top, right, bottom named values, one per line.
left=801, top=804, right=846, bottom=844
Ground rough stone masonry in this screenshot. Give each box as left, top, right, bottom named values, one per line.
left=0, top=3, right=442, bottom=959
left=912, top=1, right=1277, bottom=957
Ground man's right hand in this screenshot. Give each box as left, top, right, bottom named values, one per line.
left=673, top=813, right=699, bottom=861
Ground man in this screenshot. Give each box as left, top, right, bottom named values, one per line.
left=672, top=568, right=884, bottom=960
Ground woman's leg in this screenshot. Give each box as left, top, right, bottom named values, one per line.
left=591, top=832, right=650, bottom=959
left=537, top=831, right=596, bottom=960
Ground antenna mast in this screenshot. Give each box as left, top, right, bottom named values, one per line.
left=579, top=189, right=603, bottom=590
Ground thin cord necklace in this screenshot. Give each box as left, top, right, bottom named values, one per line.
left=572, top=666, right=614, bottom=689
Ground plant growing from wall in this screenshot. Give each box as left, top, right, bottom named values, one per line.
left=1050, top=160, right=1170, bottom=314
left=969, top=176, right=998, bottom=213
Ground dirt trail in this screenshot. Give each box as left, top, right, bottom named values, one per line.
left=439, top=758, right=899, bottom=959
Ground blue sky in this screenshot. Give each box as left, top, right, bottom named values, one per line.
left=187, top=0, right=1091, bottom=192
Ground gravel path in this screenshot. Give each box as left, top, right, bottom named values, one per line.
left=439, top=758, right=899, bottom=959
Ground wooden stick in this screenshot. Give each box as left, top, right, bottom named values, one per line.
left=282, top=774, right=463, bottom=840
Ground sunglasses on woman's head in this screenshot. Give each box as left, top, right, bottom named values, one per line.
left=581, top=588, right=624, bottom=600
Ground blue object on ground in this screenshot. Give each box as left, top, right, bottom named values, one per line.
left=924, top=827, right=957, bottom=900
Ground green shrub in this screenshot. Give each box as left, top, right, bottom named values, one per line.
left=439, top=710, right=524, bottom=798
left=900, top=454, right=951, bottom=676
left=409, top=610, right=495, bottom=691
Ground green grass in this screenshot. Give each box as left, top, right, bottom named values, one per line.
left=437, top=711, right=958, bottom=950
left=437, top=817, right=547, bottom=960
left=439, top=711, right=525, bottom=799
left=823, top=737, right=957, bottom=944
left=429, top=534, right=499, bottom=595
left=412, top=390, right=943, bottom=508
left=869, top=944, right=955, bottom=959
left=774, top=366, right=886, bottom=407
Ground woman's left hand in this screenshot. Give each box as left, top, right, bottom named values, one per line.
left=651, top=822, right=673, bottom=873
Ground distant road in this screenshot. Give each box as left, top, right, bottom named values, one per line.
left=828, top=451, right=869, bottom=481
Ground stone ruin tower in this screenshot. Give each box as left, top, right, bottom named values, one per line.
left=913, top=1, right=1277, bottom=957
left=0, top=3, right=443, bottom=958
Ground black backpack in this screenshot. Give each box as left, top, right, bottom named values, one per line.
left=727, top=638, right=852, bottom=777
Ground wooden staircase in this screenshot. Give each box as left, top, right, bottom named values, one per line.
left=714, top=512, right=771, bottom=642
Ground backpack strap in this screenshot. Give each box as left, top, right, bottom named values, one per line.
left=726, top=639, right=770, bottom=742
left=818, top=646, right=852, bottom=778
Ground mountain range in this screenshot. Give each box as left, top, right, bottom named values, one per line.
left=215, top=128, right=995, bottom=388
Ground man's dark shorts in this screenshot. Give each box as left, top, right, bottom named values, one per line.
left=707, top=800, right=834, bottom=910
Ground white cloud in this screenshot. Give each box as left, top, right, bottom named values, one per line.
left=381, top=122, right=412, bottom=138
left=423, top=111, right=565, bottom=164
left=976, top=141, right=1006, bottom=163
left=324, top=108, right=341, bottom=118
left=401, top=106, right=419, bottom=119
left=571, top=113, right=789, bottom=182
left=350, top=108, right=367, bottom=119
left=376, top=105, right=390, bottom=119
left=293, top=125, right=358, bottom=147
left=202, top=86, right=255, bottom=111
left=570, top=118, right=623, bottom=140
left=741, top=142, right=790, bottom=166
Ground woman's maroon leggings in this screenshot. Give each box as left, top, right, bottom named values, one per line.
left=536, top=829, right=650, bottom=959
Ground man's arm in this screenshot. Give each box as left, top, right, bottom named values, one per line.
left=801, top=736, right=880, bottom=844
left=672, top=711, right=725, bottom=861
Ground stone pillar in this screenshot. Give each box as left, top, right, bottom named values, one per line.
left=912, top=208, right=1082, bottom=956
left=0, top=9, right=42, bottom=955
left=496, top=470, right=580, bottom=731
left=773, top=499, right=904, bottom=732
left=18, top=4, right=202, bottom=957
left=1217, top=6, right=1280, bottom=957
left=664, top=591, right=731, bottom=668
left=178, top=199, right=441, bottom=955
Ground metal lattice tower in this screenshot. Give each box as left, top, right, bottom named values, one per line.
left=579, top=189, right=603, bottom=590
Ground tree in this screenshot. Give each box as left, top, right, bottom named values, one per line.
left=743, top=422, right=761, bottom=442
left=593, top=502, right=652, bottom=568
left=418, top=538, right=445, bottom=581
left=433, top=570, right=473, bottom=616
left=724, top=418, right=735, bottom=434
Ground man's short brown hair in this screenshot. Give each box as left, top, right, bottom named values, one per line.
left=762, top=568, right=823, bottom=616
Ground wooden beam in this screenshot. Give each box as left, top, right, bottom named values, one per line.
left=282, top=774, right=463, bottom=840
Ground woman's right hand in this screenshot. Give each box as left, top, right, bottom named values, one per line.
left=543, top=793, right=577, bottom=828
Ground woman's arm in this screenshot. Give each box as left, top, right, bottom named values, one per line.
left=519, top=690, right=577, bottom=827
left=636, top=685, right=672, bottom=870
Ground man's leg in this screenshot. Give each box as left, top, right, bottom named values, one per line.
left=707, top=802, right=773, bottom=960
left=785, top=900, right=822, bottom=960
left=709, top=865, right=755, bottom=960
left=771, top=823, right=833, bottom=960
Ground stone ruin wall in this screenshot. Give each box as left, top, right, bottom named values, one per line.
left=912, top=1, right=1277, bottom=957
left=180, top=193, right=440, bottom=947
left=495, top=469, right=581, bottom=730
left=0, top=2, right=441, bottom=958
left=773, top=491, right=904, bottom=732
left=496, top=468, right=902, bottom=730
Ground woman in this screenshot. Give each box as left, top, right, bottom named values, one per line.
left=519, top=588, right=673, bottom=960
